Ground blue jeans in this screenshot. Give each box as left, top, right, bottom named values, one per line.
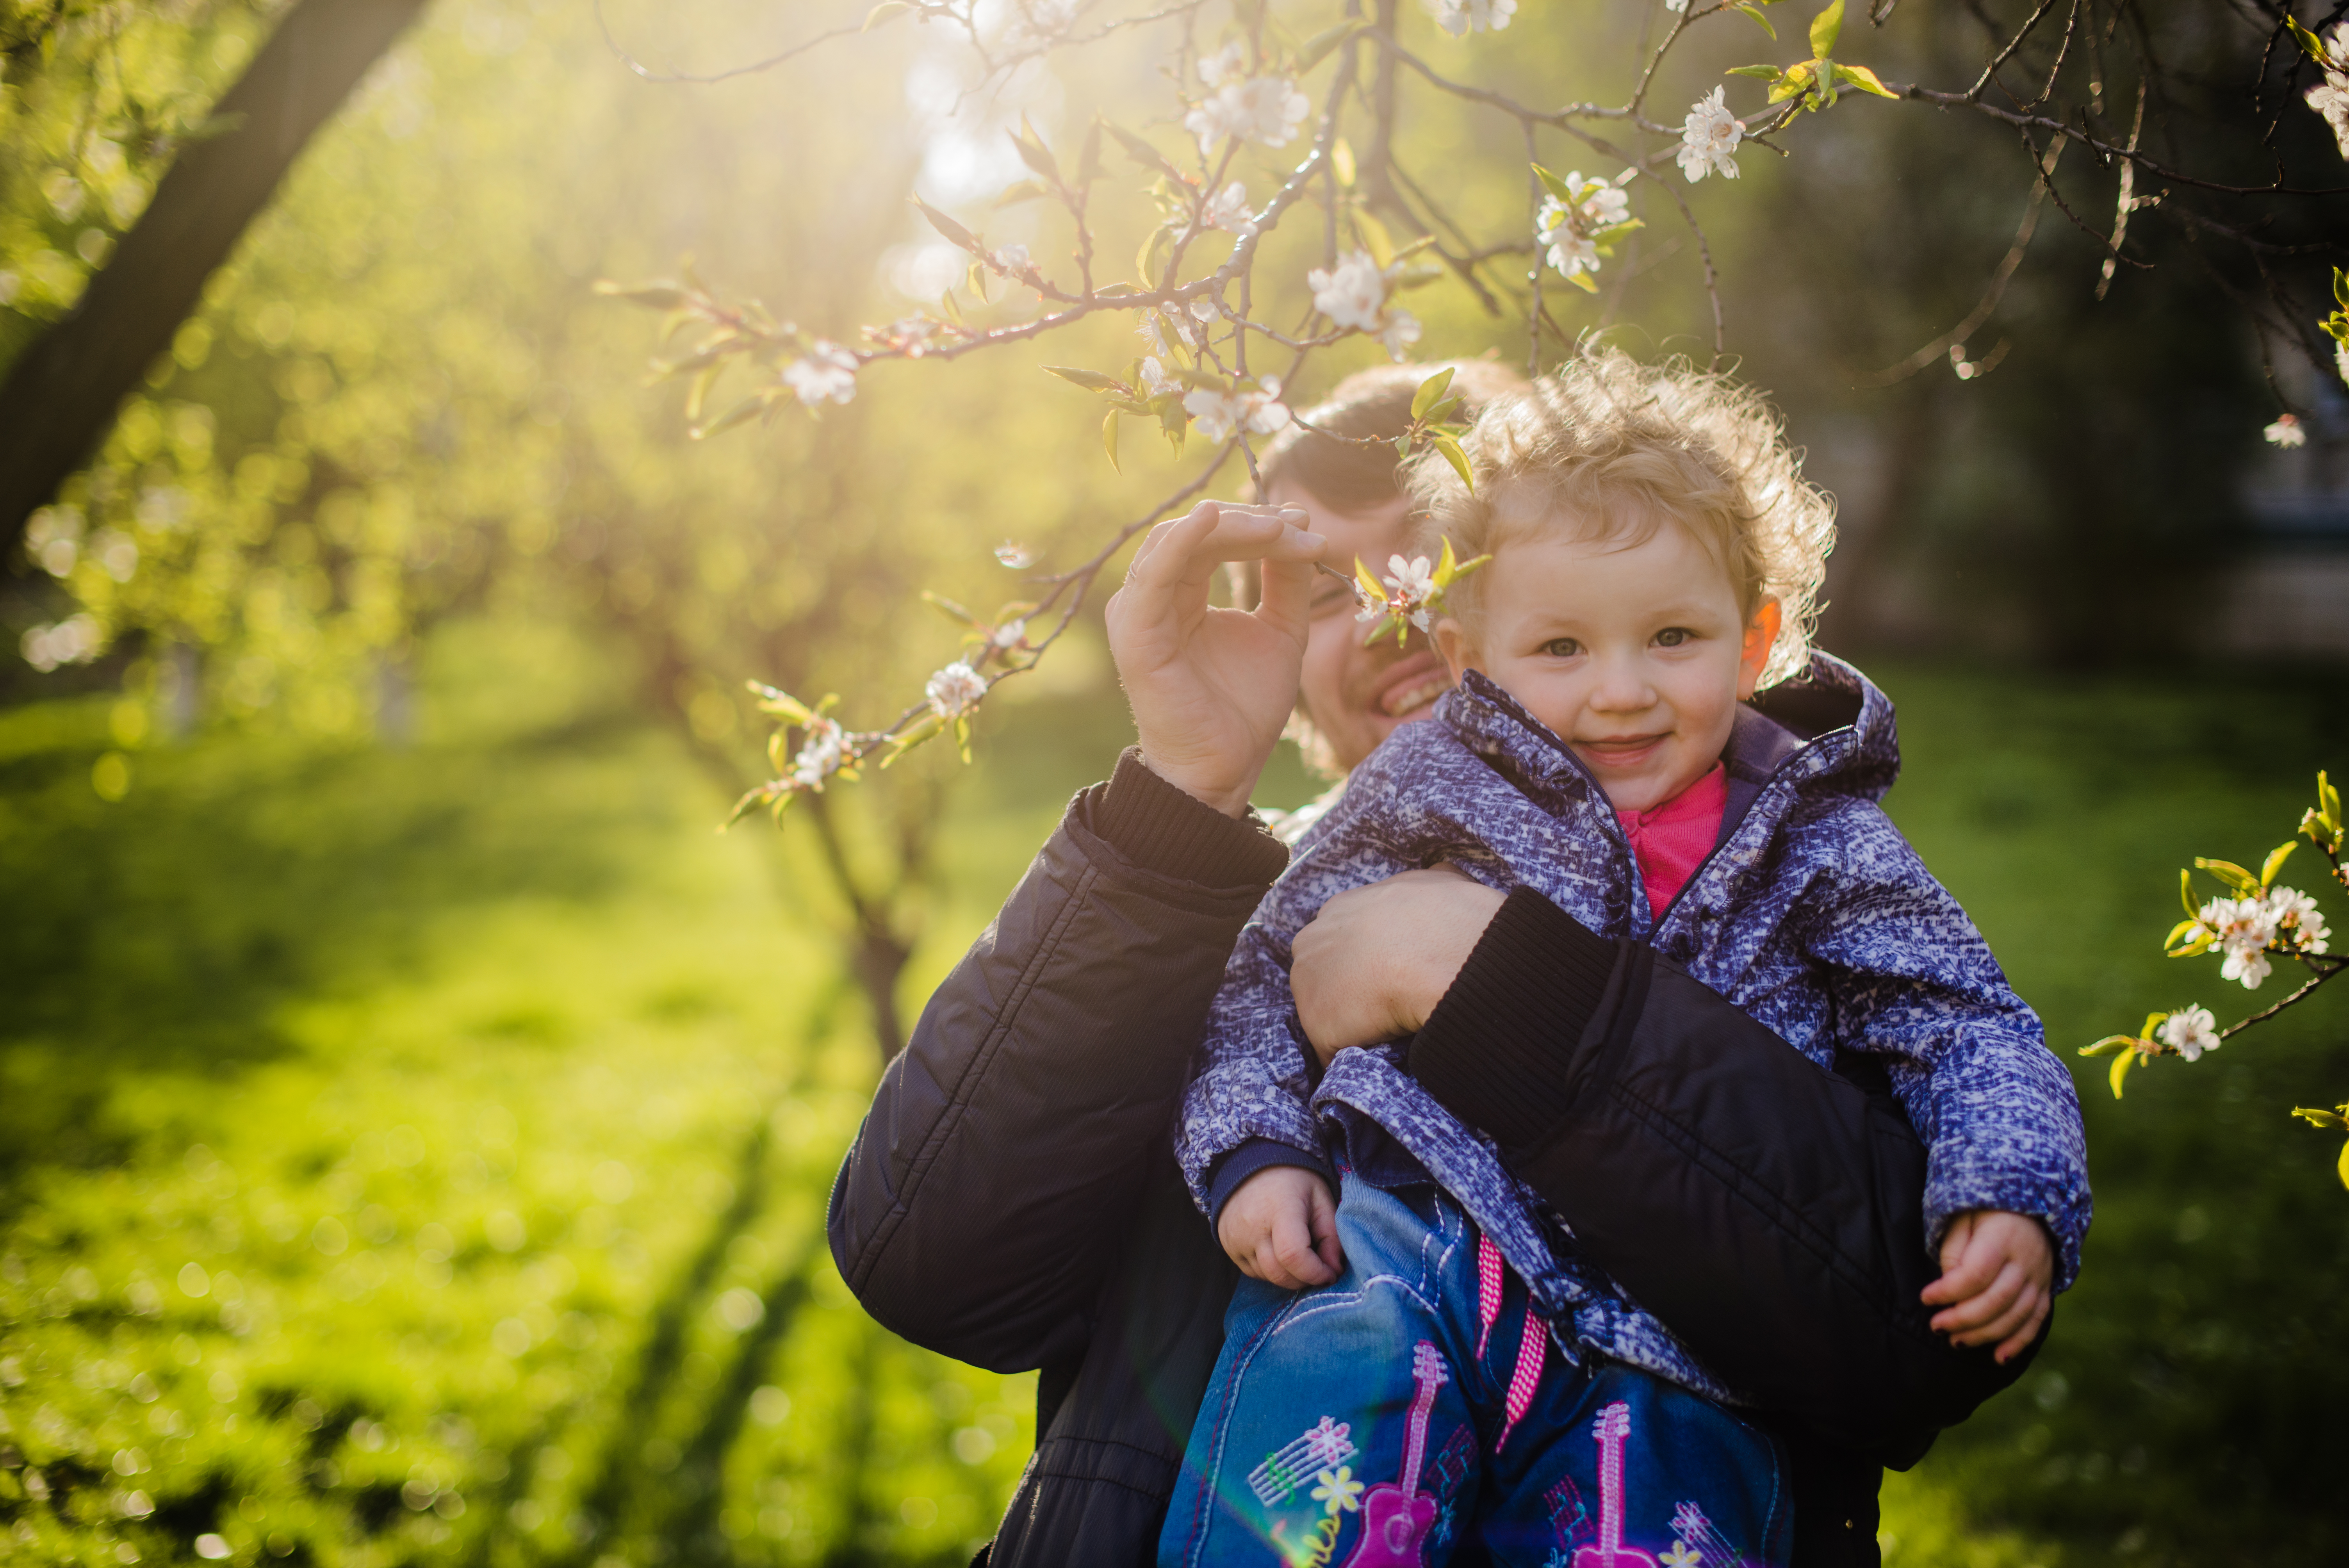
left=1158, top=1175, right=1792, bottom=1567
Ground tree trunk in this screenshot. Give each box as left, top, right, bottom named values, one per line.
left=0, top=0, right=431, bottom=553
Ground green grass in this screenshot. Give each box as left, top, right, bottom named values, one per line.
left=1, top=634, right=2344, bottom=1568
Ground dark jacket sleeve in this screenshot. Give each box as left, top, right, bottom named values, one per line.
left=1409, top=888, right=2036, bottom=1472
left=826, top=750, right=1288, bottom=1375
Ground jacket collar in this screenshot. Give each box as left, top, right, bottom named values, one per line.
left=1433, top=649, right=1902, bottom=820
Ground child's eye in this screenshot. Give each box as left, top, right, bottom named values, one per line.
left=1654, top=627, right=1695, bottom=648
left=1540, top=638, right=1582, bottom=658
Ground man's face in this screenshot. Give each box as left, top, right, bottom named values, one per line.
left=1269, top=480, right=1452, bottom=774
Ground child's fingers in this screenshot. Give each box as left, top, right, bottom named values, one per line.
left=1269, top=1196, right=1338, bottom=1289
left=1928, top=1259, right=2026, bottom=1338
left=1306, top=1176, right=1344, bottom=1278
left=1919, top=1224, right=1998, bottom=1307
left=1959, top=1279, right=2042, bottom=1352
left=1993, top=1289, right=2052, bottom=1364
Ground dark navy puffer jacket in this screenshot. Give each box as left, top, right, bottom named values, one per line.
left=1179, top=653, right=2091, bottom=1403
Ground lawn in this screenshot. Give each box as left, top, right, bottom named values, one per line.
left=1, top=627, right=2343, bottom=1568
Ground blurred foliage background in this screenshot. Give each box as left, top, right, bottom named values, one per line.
left=2, top=0, right=2345, bottom=1565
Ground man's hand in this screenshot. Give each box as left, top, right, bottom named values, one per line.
left=1216, top=1165, right=1342, bottom=1290
left=1103, top=501, right=1327, bottom=817
left=1290, top=865, right=1507, bottom=1065
left=1921, top=1208, right=2055, bottom=1363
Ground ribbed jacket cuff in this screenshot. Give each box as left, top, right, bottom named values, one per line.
left=1205, top=1137, right=1335, bottom=1228
left=1088, top=748, right=1291, bottom=889
left=1406, top=887, right=1620, bottom=1152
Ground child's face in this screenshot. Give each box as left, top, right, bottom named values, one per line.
left=1434, top=515, right=1780, bottom=813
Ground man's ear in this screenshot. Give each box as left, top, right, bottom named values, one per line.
left=1737, top=599, right=1784, bottom=700
left=1434, top=618, right=1479, bottom=684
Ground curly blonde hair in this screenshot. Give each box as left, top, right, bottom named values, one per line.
left=1404, top=349, right=1835, bottom=690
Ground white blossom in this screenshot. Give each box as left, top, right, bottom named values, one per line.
left=782, top=340, right=858, bottom=406
left=1678, top=87, right=1743, bottom=183
left=1139, top=356, right=1181, bottom=397
left=2308, top=75, right=2349, bottom=161
left=995, top=540, right=1038, bottom=568
left=788, top=716, right=847, bottom=790
left=1426, top=0, right=1516, bottom=36
left=1183, top=378, right=1291, bottom=443
left=992, top=244, right=1031, bottom=273
left=1378, top=308, right=1423, bottom=361
left=1308, top=250, right=1388, bottom=332
left=1137, top=308, right=1180, bottom=357
left=2265, top=413, right=2308, bottom=448
left=989, top=617, right=1029, bottom=652
left=1381, top=553, right=1440, bottom=630
left=1199, top=41, right=1247, bottom=87
left=2267, top=885, right=2331, bottom=954
left=1201, top=180, right=1254, bottom=233
left=2336, top=337, right=2349, bottom=389
left=925, top=661, right=988, bottom=720
left=1663, top=0, right=1689, bottom=11
left=1005, top=0, right=1078, bottom=50
left=2306, top=32, right=2349, bottom=160
left=2199, top=893, right=2278, bottom=989
left=1185, top=75, right=1310, bottom=153
left=1537, top=199, right=1602, bottom=279
left=2156, top=1005, right=2221, bottom=1062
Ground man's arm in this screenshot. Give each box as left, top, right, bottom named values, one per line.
left=1405, top=889, right=2035, bottom=1468
left=826, top=750, right=1288, bottom=1373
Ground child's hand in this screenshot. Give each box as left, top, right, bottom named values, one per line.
left=1217, top=1166, right=1342, bottom=1290
left=1920, top=1208, right=2053, bottom=1363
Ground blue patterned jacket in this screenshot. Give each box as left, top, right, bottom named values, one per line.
left=1175, top=653, right=2091, bottom=1404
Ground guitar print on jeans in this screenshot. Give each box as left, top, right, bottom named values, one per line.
left=1337, top=1340, right=1451, bottom=1568
left=1569, top=1402, right=1657, bottom=1568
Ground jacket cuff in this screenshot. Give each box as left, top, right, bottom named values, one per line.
left=1406, top=887, right=1620, bottom=1152
left=1205, top=1137, right=1334, bottom=1228
left=1085, top=748, right=1292, bottom=889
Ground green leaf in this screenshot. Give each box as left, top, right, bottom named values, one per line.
left=1431, top=433, right=1476, bottom=495
left=1076, top=118, right=1104, bottom=184
left=690, top=394, right=766, bottom=440
left=2109, top=1047, right=2137, bottom=1099
left=1102, top=410, right=1121, bottom=472
left=1296, top=18, right=1366, bottom=72
left=1354, top=207, right=1397, bottom=271
left=993, top=179, right=1051, bottom=208
left=1043, top=364, right=1132, bottom=394
left=1564, top=269, right=1599, bottom=294
left=1809, top=0, right=1843, bottom=58
left=863, top=0, right=913, bottom=29
left=1137, top=223, right=1176, bottom=285
left=1531, top=162, right=1579, bottom=204
left=2338, top=1139, right=2349, bottom=1192
left=1106, top=122, right=1185, bottom=181
left=2078, top=1035, right=2138, bottom=1059
left=684, top=362, right=721, bottom=422
left=2260, top=841, right=2298, bottom=888
left=2194, top=857, right=2262, bottom=896
left=1736, top=4, right=1777, bottom=38
left=967, top=258, right=991, bottom=304
left=1410, top=367, right=1457, bottom=420
left=1012, top=118, right=1060, bottom=182
left=1832, top=61, right=1898, bottom=98
left=2294, top=1105, right=2349, bottom=1129
left=593, top=281, right=687, bottom=309
left=914, top=197, right=980, bottom=253
left=1332, top=138, right=1357, bottom=189
left=2286, top=14, right=2332, bottom=66
left=1727, top=64, right=1784, bottom=78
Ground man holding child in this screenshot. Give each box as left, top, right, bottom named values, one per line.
left=827, top=357, right=2087, bottom=1568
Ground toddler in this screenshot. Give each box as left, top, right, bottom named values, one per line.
left=1158, top=353, right=2089, bottom=1567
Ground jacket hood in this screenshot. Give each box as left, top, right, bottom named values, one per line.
left=1435, top=649, right=1902, bottom=814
